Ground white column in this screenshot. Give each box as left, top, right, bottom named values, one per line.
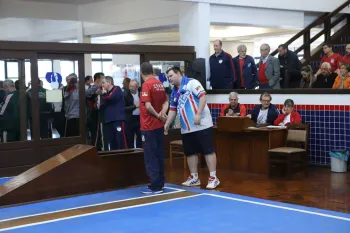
left=179, top=2, right=211, bottom=88
left=77, top=22, right=93, bottom=76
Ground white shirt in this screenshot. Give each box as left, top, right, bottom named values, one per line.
left=257, top=108, right=268, bottom=124
left=132, top=91, right=140, bottom=115
left=282, top=114, right=291, bottom=125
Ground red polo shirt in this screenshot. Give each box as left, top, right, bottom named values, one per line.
left=140, top=77, right=167, bottom=131
left=321, top=53, right=342, bottom=72
left=341, top=55, right=350, bottom=65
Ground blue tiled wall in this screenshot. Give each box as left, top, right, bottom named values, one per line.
left=209, top=107, right=350, bottom=165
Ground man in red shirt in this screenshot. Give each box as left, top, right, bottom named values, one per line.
left=316, top=44, right=342, bottom=76
left=341, top=44, right=350, bottom=65
left=220, top=92, right=246, bottom=117
left=139, top=62, right=168, bottom=194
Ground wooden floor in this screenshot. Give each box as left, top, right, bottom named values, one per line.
left=165, top=159, right=350, bottom=214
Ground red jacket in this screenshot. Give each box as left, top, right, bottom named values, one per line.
left=274, top=111, right=302, bottom=126
left=220, top=103, right=247, bottom=117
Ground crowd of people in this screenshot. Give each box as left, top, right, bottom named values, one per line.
left=209, top=41, right=350, bottom=89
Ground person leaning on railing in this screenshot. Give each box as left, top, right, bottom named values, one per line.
left=332, top=63, right=350, bottom=89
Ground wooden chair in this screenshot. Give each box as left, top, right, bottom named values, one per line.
left=169, top=140, right=187, bottom=169
left=268, top=123, right=310, bottom=177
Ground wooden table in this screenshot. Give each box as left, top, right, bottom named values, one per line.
left=213, top=117, right=288, bottom=175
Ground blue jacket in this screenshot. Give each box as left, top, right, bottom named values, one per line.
left=251, top=104, right=279, bottom=125
left=233, top=55, right=258, bottom=89
left=209, top=50, right=236, bottom=89
left=101, top=86, right=125, bottom=123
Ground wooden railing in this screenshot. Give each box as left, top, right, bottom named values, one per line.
left=271, top=0, right=350, bottom=62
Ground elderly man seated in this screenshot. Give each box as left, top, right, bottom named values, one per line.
left=312, top=62, right=337, bottom=88
left=220, top=92, right=246, bottom=117
left=247, top=92, right=279, bottom=125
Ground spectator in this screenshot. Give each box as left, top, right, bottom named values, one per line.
left=209, top=40, right=236, bottom=89
left=341, top=43, right=350, bottom=65
left=85, top=76, right=93, bottom=90
left=220, top=92, right=246, bottom=117
left=313, top=62, right=337, bottom=88
left=257, top=44, right=281, bottom=89
left=278, top=44, right=302, bottom=88
left=316, top=44, right=341, bottom=76
left=274, top=99, right=302, bottom=126
left=64, top=74, right=80, bottom=137
left=248, top=92, right=279, bottom=125
left=233, top=45, right=258, bottom=89
left=300, top=65, right=316, bottom=88
left=332, top=63, right=350, bottom=89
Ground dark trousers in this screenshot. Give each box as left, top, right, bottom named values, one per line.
left=52, top=112, right=65, bottom=138
left=87, top=111, right=98, bottom=147
left=29, top=117, right=50, bottom=139
left=141, top=127, right=165, bottom=191
left=125, top=115, right=142, bottom=148
left=65, top=118, right=80, bottom=137
left=106, top=120, right=127, bottom=150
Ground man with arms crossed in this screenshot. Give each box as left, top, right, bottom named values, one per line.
left=140, top=62, right=168, bottom=194
left=164, top=67, right=220, bottom=189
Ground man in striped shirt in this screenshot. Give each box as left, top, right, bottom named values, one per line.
left=164, top=67, right=220, bottom=189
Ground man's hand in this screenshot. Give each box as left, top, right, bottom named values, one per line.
left=158, top=111, right=167, bottom=122
left=227, top=109, right=234, bottom=116
left=282, top=108, right=286, bottom=114
left=279, top=123, right=284, bottom=126
left=194, top=113, right=201, bottom=125
left=246, top=114, right=252, bottom=119
left=164, top=123, right=170, bottom=135
left=136, top=102, right=140, bottom=108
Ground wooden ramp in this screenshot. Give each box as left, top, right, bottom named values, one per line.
left=0, top=145, right=148, bottom=207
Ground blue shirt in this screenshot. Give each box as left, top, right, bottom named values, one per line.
left=101, top=86, right=125, bottom=123
left=170, top=76, right=213, bottom=134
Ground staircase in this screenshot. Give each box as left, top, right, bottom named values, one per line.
left=271, top=0, right=350, bottom=72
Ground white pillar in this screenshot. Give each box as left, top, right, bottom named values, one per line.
left=77, top=22, right=92, bottom=76
left=179, top=2, right=211, bottom=88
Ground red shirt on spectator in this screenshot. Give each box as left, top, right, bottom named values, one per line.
left=140, top=77, right=167, bottom=131
left=341, top=55, right=350, bottom=65
left=220, top=103, right=247, bottom=117
left=259, top=62, right=269, bottom=84
left=321, top=53, right=342, bottom=72
left=274, top=111, right=302, bottom=126
left=239, top=58, right=245, bottom=87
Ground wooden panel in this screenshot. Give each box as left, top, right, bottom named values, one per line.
left=0, top=145, right=148, bottom=207
left=214, top=128, right=287, bottom=175
left=0, top=149, right=36, bottom=168
left=0, top=165, right=34, bottom=178
left=38, top=145, right=77, bottom=162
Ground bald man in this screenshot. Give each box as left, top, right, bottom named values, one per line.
left=220, top=92, right=246, bottom=117
left=312, top=62, right=337, bottom=88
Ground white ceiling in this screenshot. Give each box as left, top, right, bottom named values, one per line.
left=19, top=0, right=106, bottom=4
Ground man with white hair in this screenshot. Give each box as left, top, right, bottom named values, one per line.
left=220, top=92, right=246, bottom=117
left=312, top=62, right=337, bottom=88
left=258, top=44, right=281, bottom=89
left=233, top=44, right=258, bottom=89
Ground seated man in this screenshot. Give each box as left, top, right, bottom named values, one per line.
left=274, top=99, right=302, bottom=126
left=248, top=92, right=279, bottom=125
left=313, top=62, right=337, bottom=88
left=220, top=92, right=246, bottom=117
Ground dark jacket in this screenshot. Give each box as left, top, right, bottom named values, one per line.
left=278, top=50, right=301, bottom=88
left=251, top=104, right=280, bottom=125
left=124, top=88, right=136, bottom=122
left=209, top=50, right=236, bottom=89
left=312, top=72, right=337, bottom=88
left=0, top=90, right=20, bottom=132
left=101, top=86, right=125, bottom=123
left=233, top=55, right=258, bottom=89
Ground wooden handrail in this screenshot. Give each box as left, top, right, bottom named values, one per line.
left=271, top=0, right=350, bottom=56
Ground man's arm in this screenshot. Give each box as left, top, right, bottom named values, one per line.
left=102, top=86, right=123, bottom=102
left=85, top=86, right=98, bottom=97
left=270, top=58, right=281, bottom=87
left=145, top=102, right=161, bottom=119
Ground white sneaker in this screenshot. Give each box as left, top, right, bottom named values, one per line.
left=182, top=175, right=201, bottom=187
left=206, top=176, right=220, bottom=189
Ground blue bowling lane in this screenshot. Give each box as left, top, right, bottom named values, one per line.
left=2, top=193, right=349, bottom=233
